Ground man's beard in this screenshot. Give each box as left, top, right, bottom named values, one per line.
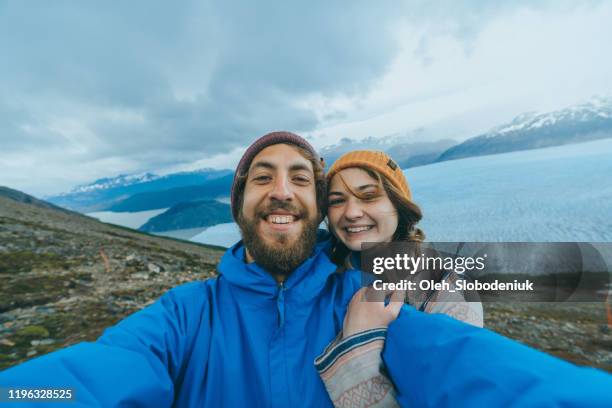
left=238, top=202, right=319, bottom=277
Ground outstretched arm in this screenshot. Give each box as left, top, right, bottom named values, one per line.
left=0, top=283, right=206, bottom=407
left=383, top=305, right=612, bottom=407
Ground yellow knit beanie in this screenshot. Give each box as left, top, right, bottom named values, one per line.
left=326, top=150, right=412, bottom=201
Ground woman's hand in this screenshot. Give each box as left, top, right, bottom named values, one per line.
left=342, top=287, right=404, bottom=339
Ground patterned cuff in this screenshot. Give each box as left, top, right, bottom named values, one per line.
left=315, top=329, right=399, bottom=408
left=315, top=328, right=387, bottom=374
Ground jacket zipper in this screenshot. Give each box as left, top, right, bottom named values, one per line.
left=277, top=282, right=286, bottom=327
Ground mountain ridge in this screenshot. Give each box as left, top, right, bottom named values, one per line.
left=108, top=174, right=234, bottom=212
left=139, top=200, right=232, bottom=233
left=437, top=96, right=612, bottom=162
left=46, top=168, right=233, bottom=212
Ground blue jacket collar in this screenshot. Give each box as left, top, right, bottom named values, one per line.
left=218, top=239, right=339, bottom=299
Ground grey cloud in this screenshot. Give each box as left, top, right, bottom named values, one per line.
left=2, top=0, right=606, bottom=196
left=400, top=0, right=604, bottom=63
left=0, top=0, right=401, bottom=172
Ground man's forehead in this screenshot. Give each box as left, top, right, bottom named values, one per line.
left=248, top=143, right=313, bottom=172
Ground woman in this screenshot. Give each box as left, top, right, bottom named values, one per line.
left=315, top=150, right=483, bottom=407
left=326, top=150, right=483, bottom=320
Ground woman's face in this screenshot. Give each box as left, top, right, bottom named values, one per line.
left=327, top=167, right=399, bottom=251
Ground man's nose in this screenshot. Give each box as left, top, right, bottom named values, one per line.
left=343, top=198, right=363, bottom=220
left=268, top=176, right=294, bottom=201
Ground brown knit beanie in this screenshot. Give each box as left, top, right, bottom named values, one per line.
left=230, top=131, right=324, bottom=221
left=327, top=150, right=412, bottom=201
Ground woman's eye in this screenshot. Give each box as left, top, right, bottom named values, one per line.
left=361, top=191, right=381, bottom=201
left=328, top=199, right=344, bottom=206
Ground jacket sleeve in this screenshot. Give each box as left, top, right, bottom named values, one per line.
left=382, top=305, right=612, bottom=407
left=0, top=283, right=204, bottom=407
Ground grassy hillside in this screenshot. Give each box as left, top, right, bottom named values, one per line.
left=0, top=194, right=223, bottom=370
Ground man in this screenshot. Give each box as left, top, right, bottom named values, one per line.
left=2, top=131, right=611, bottom=407
left=0, top=131, right=364, bottom=407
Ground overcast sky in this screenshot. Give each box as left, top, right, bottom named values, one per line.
left=2, top=0, right=611, bottom=196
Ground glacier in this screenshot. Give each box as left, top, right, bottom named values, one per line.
left=191, top=222, right=241, bottom=248
left=87, top=208, right=168, bottom=229
left=191, top=138, right=612, bottom=248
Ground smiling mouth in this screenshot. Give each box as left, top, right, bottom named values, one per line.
left=266, top=214, right=297, bottom=224
left=345, top=225, right=374, bottom=233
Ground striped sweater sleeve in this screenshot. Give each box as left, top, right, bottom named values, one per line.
left=315, top=328, right=400, bottom=408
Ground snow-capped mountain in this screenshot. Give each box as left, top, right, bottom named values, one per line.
left=438, top=96, right=612, bottom=162
left=66, top=173, right=160, bottom=195
left=47, top=168, right=232, bottom=212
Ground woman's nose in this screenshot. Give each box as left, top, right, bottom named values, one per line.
left=343, top=198, right=364, bottom=220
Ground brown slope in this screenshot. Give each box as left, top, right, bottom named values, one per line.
left=0, top=192, right=223, bottom=370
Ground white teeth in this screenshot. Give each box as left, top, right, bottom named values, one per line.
left=268, top=215, right=295, bottom=224
left=346, top=226, right=373, bottom=233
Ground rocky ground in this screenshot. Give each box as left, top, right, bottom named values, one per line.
left=1, top=194, right=611, bottom=373
left=0, top=195, right=221, bottom=370
left=485, top=302, right=612, bottom=372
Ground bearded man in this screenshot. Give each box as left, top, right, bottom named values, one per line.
left=0, top=132, right=367, bottom=407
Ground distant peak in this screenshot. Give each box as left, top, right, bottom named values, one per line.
left=68, top=172, right=160, bottom=194
left=487, top=95, right=612, bottom=138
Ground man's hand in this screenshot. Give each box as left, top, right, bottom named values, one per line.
left=342, top=287, right=404, bottom=339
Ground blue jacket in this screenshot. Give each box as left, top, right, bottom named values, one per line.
left=2, top=240, right=612, bottom=407
left=0, top=241, right=362, bottom=407
left=385, top=306, right=612, bottom=407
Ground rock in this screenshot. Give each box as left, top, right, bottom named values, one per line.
left=126, top=254, right=146, bottom=267
left=34, top=306, right=55, bottom=315
left=30, top=338, right=55, bottom=347
left=147, top=262, right=163, bottom=274
left=106, top=303, right=123, bottom=314
left=0, top=338, right=15, bottom=347
left=16, top=325, right=49, bottom=339
left=132, top=272, right=149, bottom=280
left=563, top=323, right=577, bottom=331
left=26, top=350, right=38, bottom=357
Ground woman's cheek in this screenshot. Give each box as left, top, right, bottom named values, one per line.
left=327, top=208, right=341, bottom=231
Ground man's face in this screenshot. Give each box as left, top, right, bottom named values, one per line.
left=238, top=143, right=319, bottom=277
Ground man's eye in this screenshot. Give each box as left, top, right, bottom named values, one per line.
left=293, top=176, right=311, bottom=184
left=252, top=175, right=271, bottom=183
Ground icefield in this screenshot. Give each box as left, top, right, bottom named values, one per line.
left=191, top=139, right=612, bottom=247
